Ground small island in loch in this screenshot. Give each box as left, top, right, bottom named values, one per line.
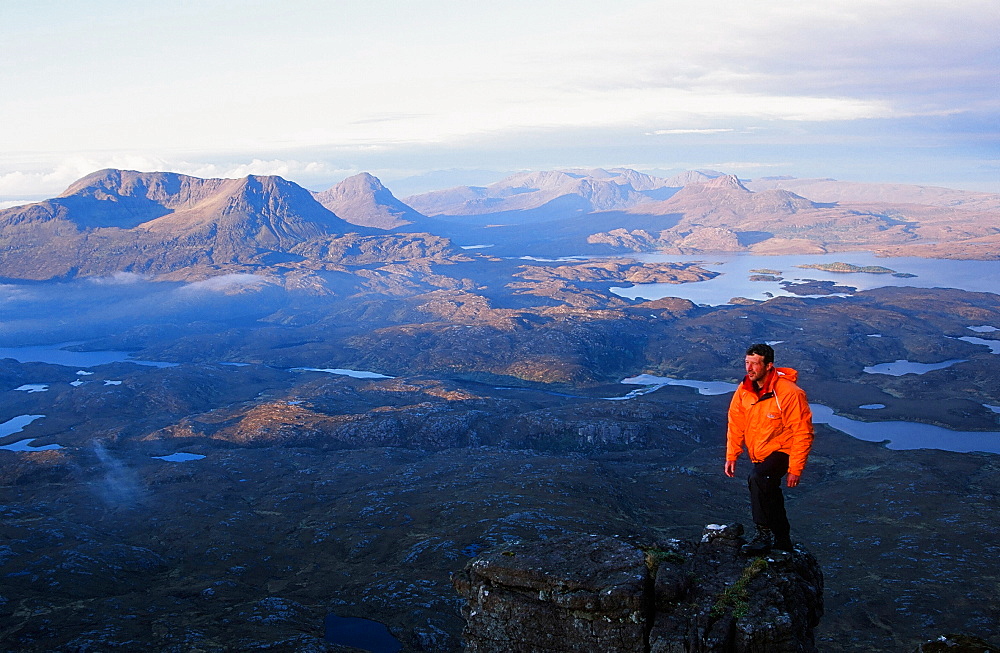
left=796, top=262, right=917, bottom=277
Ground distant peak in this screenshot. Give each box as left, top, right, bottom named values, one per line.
left=312, top=172, right=422, bottom=229
left=316, top=173, right=390, bottom=199
left=242, top=174, right=289, bottom=186
left=59, top=168, right=200, bottom=201
left=60, top=168, right=137, bottom=196
left=704, top=175, right=750, bottom=192
left=663, top=170, right=726, bottom=187
left=342, top=172, right=385, bottom=190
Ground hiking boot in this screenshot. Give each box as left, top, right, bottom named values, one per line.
left=741, top=525, right=773, bottom=555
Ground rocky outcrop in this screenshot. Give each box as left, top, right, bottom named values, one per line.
left=453, top=525, right=823, bottom=653
left=453, top=532, right=649, bottom=652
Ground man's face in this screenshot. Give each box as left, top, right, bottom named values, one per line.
left=745, top=354, right=773, bottom=384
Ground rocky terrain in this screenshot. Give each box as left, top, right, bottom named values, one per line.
left=3, top=277, right=1000, bottom=651
left=1, top=167, right=999, bottom=651
left=2, top=378, right=998, bottom=651
left=454, top=526, right=824, bottom=652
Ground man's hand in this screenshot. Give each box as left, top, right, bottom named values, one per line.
left=786, top=473, right=800, bottom=488
left=724, top=460, right=736, bottom=478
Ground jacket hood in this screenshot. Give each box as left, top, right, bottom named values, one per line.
left=774, top=367, right=798, bottom=383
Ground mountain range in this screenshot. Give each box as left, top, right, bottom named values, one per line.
left=402, top=168, right=690, bottom=221
left=1, top=166, right=997, bottom=282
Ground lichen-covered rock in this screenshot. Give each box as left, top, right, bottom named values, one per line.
left=648, top=524, right=824, bottom=653
left=454, top=525, right=824, bottom=653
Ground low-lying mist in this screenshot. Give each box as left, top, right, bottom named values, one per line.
left=0, top=274, right=299, bottom=347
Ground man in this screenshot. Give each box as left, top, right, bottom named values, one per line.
left=725, top=343, right=813, bottom=555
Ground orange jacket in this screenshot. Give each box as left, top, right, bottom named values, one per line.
left=726, top=367, right=813, bottom=476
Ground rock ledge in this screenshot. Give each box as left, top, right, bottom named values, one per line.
left=453, top=524, right=823, bottom=652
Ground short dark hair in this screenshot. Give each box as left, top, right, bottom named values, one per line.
left=746, top=343, right=774, bottom=365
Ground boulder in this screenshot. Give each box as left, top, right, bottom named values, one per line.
left=453, top=525, right=824, bottom=652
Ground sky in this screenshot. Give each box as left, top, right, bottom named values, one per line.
left=1, top=0, right=998, bottom=204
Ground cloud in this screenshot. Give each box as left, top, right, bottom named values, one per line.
left=178, top=274, right=273, bottom=294
left=0, top=0, right=995, bottom=193
left=0, top=199, right=33, bottom=210
left=649, top=129, right=736, bottom=135
left=6, top=1, right=994, bottom=152
left=92, top=440, right=145, bottom=506
left=177, top=159, right=359, bottom=187
left=584, top=0, right=1000, bottom=115
left=701, top=162, right=792, bottom=171
left=0, top=155, right=175, bottom=198
left=85, top=272, right=151, bottom=286
left=0, top=166, right=85, bottom=198
left=0, top=284, right=37, bottom=304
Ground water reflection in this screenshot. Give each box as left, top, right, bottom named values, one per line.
left=153, top=452, right=206, bottom=462
left=958, top=336, right=1000, bottom=354
left=14, top=384, right=49, bottom=393
left=863, top=359, right=966, bottom=376
left=293, top=367, right=394, bottom=379
left=324, top=614, right=402, bottom=653
left=0, top=439, right=63, bottom=452
left=810, top=404, right=1000, bottom=455
left=0, top=342, right=176, bottom=368
left=0, top=414, right=45, bottom=438
left=609, top=252, right=1000, bottom=305
left=618, top=374, right=735, bottom=397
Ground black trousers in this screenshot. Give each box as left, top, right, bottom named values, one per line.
left=748, top=451, right=790, bottom=539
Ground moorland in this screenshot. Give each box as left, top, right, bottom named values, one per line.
left=1, top=167, right=999, bottom=651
